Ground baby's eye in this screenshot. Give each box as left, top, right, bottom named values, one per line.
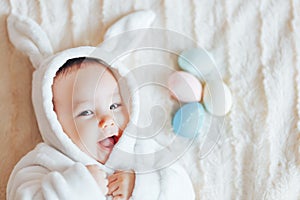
left=78, top=110, right=94, bottom=116
left=110, top=103, right=121, bottom=110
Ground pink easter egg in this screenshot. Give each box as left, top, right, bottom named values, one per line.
left=168, top=71, right=202, bottom=102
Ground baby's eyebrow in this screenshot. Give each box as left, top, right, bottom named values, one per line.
left=73, top=99, right=90, bottom=106
left=111, top=87, right=119, bottom=94
left=72, top=100, right=90, bottom=114
left=113, top=91, right=119, bottom=95
left=112, top=92, right=121, bottom=99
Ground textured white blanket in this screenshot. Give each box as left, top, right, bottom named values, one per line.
left=1, top=0, right=300, bottom=199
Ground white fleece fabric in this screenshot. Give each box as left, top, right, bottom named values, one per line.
left=3, top=1, right=300, bottom=200
left=6, top=10, right=195, bottom=200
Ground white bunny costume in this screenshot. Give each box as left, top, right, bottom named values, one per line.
left=6, top=10, right=195, bottom=200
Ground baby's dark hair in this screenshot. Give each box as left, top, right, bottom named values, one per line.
left=55, top=57, right=110, bottom=77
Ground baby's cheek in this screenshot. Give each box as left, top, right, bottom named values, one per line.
left=114, top=110, right=129, bottom=130
left=74, top=120, right=97, bottom=141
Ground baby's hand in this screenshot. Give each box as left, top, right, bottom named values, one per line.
left=86, top=165, right=108, bottom=195
left=108, top=170, right=135, bottom=200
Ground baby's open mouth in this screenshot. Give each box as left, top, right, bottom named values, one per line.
left=98, top=135, right=119, bottom=150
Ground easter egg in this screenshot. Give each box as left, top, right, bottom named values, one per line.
left=172, top=102, right=205, bottom=138
left=178, top=48, right=215, bottom=78
left=168, top=71, right=202, bottom=102
left=203, top=81, right=232, bottom=116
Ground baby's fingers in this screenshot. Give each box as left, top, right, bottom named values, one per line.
left=107, top=182, right=119, bottom=195
left=111, top=187, right=124, bottom=197
left=108, top=174, right=118, bottom=184
left=112, top=195, right=125, bottom=200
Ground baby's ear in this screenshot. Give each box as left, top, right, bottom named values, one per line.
left=7, top=14, right=53, bottom=69
left=99, top=10, right=156, bottom=54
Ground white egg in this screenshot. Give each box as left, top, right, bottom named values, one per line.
left=203, top=81, right=232, bottom=116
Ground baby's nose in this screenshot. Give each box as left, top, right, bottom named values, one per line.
left=98, top=116, right=115, bottom=129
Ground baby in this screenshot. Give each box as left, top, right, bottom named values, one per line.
left=52, top=57, right=135, bottom=199
left=7, top=43, right=196, bottom=200
left=7, top=11, right=195, bottom=200
left=7, top=53, right=139, bottom=200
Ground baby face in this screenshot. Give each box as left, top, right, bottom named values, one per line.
left=52, top=62, right=129, bottom=164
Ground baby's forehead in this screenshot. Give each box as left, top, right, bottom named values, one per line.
left=52, top=61, right=121, bottom=103
left=53, top=58, right=119, bottom=93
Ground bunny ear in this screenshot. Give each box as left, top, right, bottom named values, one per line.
left=7, top=14, right=53, bottom=69
left=100, top=10, right=156, bottom=54
left=104, top=10, right=156, bottom=40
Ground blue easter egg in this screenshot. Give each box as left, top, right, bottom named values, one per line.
left=172, top=102, right=205, bottom=138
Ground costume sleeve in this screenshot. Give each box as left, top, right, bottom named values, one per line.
left=130, top=164, right=195, bottom=200
left=8, top=162, right=106, bottom=200
left=130, top=172, right=161, bottom=200
left=130, top=137, right=195, bottom=200
left=158, top=163, right=195, bottom=200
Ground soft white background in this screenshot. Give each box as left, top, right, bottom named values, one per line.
left=1, top=0, right=300, bottom=199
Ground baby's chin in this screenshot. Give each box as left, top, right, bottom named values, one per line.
left=95, top=129, right=124, bottom=164
left=96, top=135, right=119, bottom=164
